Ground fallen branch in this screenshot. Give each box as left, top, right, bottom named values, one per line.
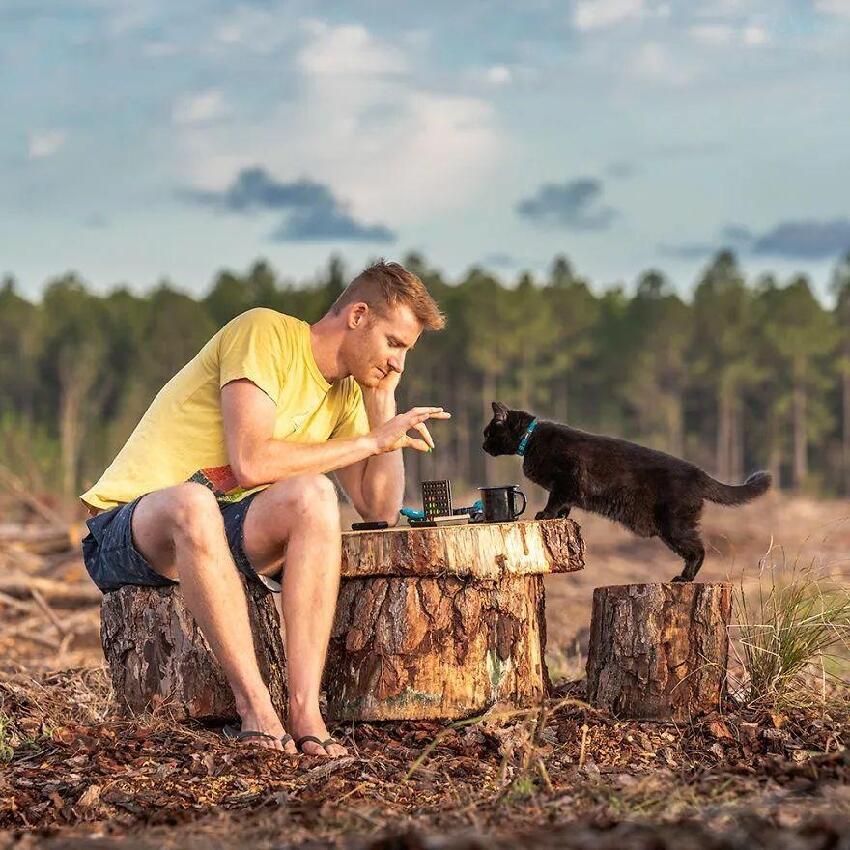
left=0, top=523, right=78, bottom=555
left=0, top=465, right=67, bottom=526
left=29, top=586, right=68, bottom=636
left=0, top=573, right=101, bottom=607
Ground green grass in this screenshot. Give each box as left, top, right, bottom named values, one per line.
left=729, top=543, right=850, bottom=710
left=0, top=713, right=16, bottom=763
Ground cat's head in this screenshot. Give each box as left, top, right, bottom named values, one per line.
left=482, top=401, right=535, bottom=456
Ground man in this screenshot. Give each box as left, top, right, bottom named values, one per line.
left=80, top=261, right=449, bottom=757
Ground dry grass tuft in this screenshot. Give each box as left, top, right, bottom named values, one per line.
left=729, top=533, right=850, bottom=713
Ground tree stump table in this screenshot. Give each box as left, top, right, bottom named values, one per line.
left=323, top=518, right=585, bottom=721
left=585, top=582, right=732, bottom=721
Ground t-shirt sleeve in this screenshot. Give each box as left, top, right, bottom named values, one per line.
left=331, top=380, right=371, bottom=440
left=217, top=308, right=286, bottom=403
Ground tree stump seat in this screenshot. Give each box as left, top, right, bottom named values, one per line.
left=101, top=518, right=585, bottom=723
left=101, top=576, right=287, bottom=722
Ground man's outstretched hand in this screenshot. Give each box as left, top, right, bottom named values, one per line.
left=370, top=407, right=451, bottom=454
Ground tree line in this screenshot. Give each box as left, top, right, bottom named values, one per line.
left=2, top=249, right=849, bottom=513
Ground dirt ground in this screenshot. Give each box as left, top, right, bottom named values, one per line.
left=1, top=491, right=849, bottom=848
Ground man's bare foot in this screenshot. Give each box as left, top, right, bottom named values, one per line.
left=235, top=698, right=297, bottom=754
left=289, top=703, right=348, bottom=757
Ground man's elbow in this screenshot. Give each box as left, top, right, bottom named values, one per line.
left=360, top=503, right=401, bottom=526
left=231, top=458, right=263, bottom=491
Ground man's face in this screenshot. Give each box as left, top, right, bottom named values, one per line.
left=344, top=302, right=422, bottom=388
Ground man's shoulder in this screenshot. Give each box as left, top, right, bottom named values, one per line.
left=221, top=308, right=304, bottom=348
left=231, top=307, right=299, bottom=328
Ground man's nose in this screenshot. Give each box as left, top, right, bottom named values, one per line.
left=388, top=352, right=405, bottom=373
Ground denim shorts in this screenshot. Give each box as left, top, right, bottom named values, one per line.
left=81, top=491, right=281, bottom=595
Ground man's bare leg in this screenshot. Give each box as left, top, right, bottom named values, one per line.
left=241, top=475, right=346, bottom=757
left=131, top=483, right=295, bottom=753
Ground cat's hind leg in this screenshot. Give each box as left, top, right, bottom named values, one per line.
left=660, top=528, right=705, bottom=582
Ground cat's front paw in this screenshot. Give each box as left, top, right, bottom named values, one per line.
left=671, top=574, right=690, bottom=583
left=535, top=510, right=551, bottom=521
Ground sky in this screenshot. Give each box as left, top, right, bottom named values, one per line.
left=2, top=0, right=849, bottom=300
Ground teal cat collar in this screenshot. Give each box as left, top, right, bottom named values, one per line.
left=517, top=419, right=538, bottom=457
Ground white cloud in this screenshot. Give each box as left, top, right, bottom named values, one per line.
left=485, top=65, right=512, bottom=85
left=629, top=42, right=694, bottom=86
left=143, top=40, right=180, bottom=57
left=177, top=22, right=502, bottom=226
left=28, top=129, right=67, bottom=159
left=690, top=24, right=735, bottom=45
left=296, top=23, right=406, bottom=76
left=574, top=0, right=644, bottom=31
left=814, top=0, right=850, bottom=16
left=172, top=90, right=227, bottom=125
left=689, top=22, right=769, bottom=47
left=742, top=25, right=768, bottom=45
left=212, top=5, right=301, bottom=53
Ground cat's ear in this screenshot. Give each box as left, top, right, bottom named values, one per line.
left=492, top=401, right=508, bottom=422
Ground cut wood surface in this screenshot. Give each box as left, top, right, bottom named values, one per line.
left=101, top=578, right=287, bottom=722
left=586, top=582, right=732, bottom=722
left=340, top=518, right=585, bottom=579
left=325, top=518, right=584, bottom=721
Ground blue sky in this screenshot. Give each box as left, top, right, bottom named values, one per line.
left=2, top=0, right=849, bottom=300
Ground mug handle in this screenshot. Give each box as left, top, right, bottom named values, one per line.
left=512, top=488, right=527, bottom=519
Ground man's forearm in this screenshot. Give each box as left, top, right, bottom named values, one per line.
left=360, top=390, right=405, bottom=523
left=237, top=434, right=376, bottom=488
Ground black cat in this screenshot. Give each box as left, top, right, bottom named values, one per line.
left=482, top=402, right=771, bottom=582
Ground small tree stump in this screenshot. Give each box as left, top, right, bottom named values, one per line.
left=101, top=576, right=287, bottom=722
left=586, top=582, right=731, bottom=721
left=324, top=518, right=585, bottom=721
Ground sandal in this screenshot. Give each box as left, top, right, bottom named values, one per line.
left=295, top=734, right=342, bottom=754
left=223, top=723, right=293, bottom=748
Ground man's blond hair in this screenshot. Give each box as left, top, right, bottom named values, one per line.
left=330, top=261, right=445, bottom=331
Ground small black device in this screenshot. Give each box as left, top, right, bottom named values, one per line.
left=421, top=479, right=452, bottom=519
left=351, top=520, right=389, bottom=531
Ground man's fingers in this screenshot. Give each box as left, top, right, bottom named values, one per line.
left=405, top=407, right=452, bottom=421
left=408, top=411, right=451, bottom=427
left=412, top=421, right=434, bottom=449
left=405, top=437, right=432, bottom=453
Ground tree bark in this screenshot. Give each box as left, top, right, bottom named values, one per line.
left=101, top=578, right=287, bottom=722
left=325, top=574, right=549, bottom=721
left=844, top=371, right=850, bottom=497
left=482, top=371, right=496, bottom=485
left=793, top=375, right=808, bottom=489
left=325, top=518, right=584, bottom=721
left=586, top=582, right=731, bottom=721
left=716, top=383, right=733, bottom=482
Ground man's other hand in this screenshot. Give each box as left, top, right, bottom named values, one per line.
left=361, top=366, right=403, bottom=397
left=370, top=407, right=451, bottom=454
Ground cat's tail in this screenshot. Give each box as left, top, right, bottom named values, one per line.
left=700, top=470, right=772, bottom=506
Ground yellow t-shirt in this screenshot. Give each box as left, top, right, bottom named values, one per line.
left=80, top=308, right=370, bottom=513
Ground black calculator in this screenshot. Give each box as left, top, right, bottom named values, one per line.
left=421, top=480, right=452, bottom=519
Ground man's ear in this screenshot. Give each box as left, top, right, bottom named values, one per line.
left=348, top=302, right=369, bottom=329
left=492, top=401, right=508, bottom=422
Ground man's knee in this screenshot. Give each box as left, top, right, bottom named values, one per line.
left=168, top=482, right=223, bottom=546
left=272, top=475, right=339, bottom=523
